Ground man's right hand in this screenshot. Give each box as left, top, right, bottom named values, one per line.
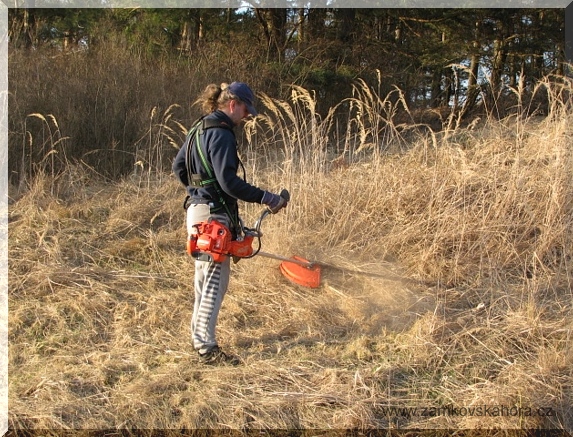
left=262, top=190, right=288, bottom=214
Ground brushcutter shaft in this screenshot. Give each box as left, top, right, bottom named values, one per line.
left=257, top=251, right=316, bottom=268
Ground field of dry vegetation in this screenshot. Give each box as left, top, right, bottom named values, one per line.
left=7, top=76, right=573, bottom=432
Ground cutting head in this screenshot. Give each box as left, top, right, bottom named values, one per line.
left=279, top=256, right=321, bottom=288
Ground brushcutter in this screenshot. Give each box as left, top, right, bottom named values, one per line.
left=187, top=189, right=322, bottom=288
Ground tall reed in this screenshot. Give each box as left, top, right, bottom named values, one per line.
left=240, top=75, right=572, bottom=291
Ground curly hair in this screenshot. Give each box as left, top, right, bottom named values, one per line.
left=195, top=83, right=238, bottom=114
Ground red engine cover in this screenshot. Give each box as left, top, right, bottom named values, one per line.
left=187, top=219, right=254, bottom=262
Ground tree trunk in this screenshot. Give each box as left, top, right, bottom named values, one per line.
left=462, top=19, right=481, bottom=117
left=179, top=18, right=192, bottom=53
left=306, top=8, right=326, bottom=42
left=256, top=8, right=287, bottom=61
left=489, top=35, right=507, bottom=113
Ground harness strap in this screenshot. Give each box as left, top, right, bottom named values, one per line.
left=185, top=117, right=240, bottom=231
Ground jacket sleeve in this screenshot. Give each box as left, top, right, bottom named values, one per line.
left=172, top=137, right=190, bottom=187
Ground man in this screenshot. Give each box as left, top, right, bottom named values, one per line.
left=172, top=82, right=287, bottom=365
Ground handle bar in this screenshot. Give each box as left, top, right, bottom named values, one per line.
left=251, top=188, right=289, bottom=235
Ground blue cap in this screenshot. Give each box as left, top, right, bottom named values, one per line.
left=228, top=82, right=258, bottom=116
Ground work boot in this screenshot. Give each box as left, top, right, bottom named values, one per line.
left=198, top=346, right=241, bottom=366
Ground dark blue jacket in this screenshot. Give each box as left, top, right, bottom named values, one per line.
left=172, top=110, right=265, bottom=215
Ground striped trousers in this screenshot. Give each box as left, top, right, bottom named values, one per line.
left=187, top=204, right=231, bottom=354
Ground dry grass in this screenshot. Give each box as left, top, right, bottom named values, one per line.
left=7, top=77, right=573, bottom=431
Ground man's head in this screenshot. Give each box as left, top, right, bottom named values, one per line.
left=227, top=82, right=258, bottom=117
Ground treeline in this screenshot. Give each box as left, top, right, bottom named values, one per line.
left=10, top=8, right=567, bottom=109
left=8, top=8, right=567, bottom=181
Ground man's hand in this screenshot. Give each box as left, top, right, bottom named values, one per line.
left=262, top=190, right=289, bottom=214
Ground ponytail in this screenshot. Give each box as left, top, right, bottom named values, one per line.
left=195, top=83, right=235, bottom=114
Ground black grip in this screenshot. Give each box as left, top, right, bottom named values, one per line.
left=279, top=189, right=290, bottom=202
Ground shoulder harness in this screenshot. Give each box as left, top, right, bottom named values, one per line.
left=185, top=117, right=234, bottom=190
left=184, top=117, right=240, bottom=229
